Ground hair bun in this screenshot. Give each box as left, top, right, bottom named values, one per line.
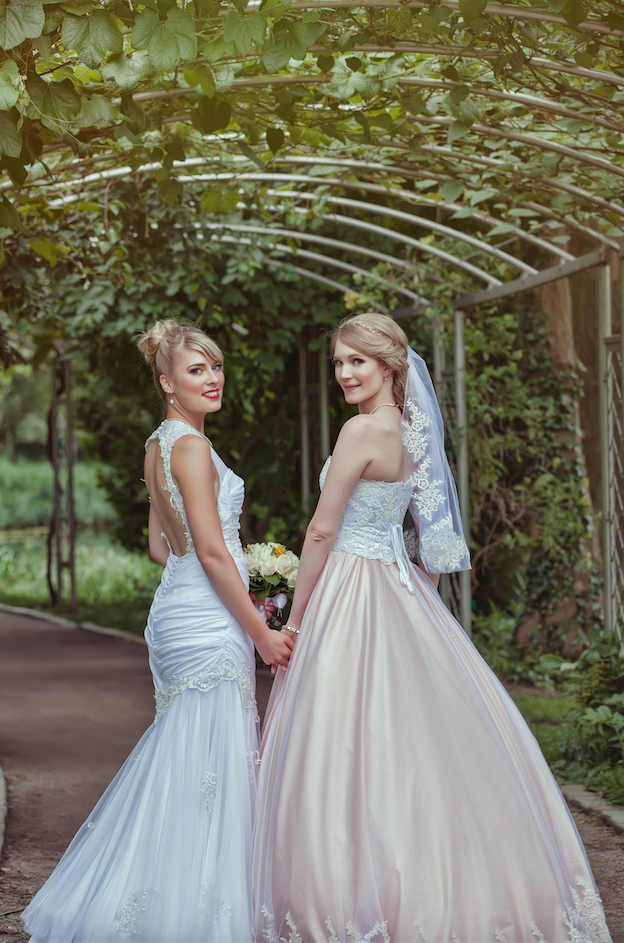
left=137, top=319, right=179, bottom=368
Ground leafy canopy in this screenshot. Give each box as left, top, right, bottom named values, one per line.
left=0, top=0, right=621, bottom=265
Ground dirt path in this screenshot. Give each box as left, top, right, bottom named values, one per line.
left=0, top=611, right=622, bottom=941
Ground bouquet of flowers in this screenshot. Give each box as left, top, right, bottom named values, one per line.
left=244, top=541, right=299, bottom=630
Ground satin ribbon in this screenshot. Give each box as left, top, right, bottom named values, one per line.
left=391, top=524, right=416, bottom=595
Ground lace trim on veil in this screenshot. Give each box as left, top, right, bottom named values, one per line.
left=260, top=877, right=611, bottom=943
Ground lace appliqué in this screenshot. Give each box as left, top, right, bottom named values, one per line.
left=261, top=908, right=390, bottom=943
left=320, top=458, right=418, bottom=570
left=262, top=876, right=611, bottom=943
left=561, top=876, right=611, bottom=943
left=199, top=882, right=232, bottom=925
left=402, top=400, right=445, bottom=524
left=201, top=771, right=217, bottom=813
left=247, top=748, right=261, bottom=783
left=331, top=478, right=412, bottom=565
left=154, top=656, right=259, bottom=723
left=115, top=890, right=150, bottom=935
left=419, top=513, right=468, bottom=573
left=222, top=518, right=246, bottom=562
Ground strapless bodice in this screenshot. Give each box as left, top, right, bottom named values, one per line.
left=320, top=457, right=413, bottom=567
left=146, top=420, right=245, bottom=562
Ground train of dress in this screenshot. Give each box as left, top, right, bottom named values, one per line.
left=253, top=550, right=612, bottom=943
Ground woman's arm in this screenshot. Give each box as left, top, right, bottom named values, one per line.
left=286, top=415, right=377, bottom=630
left=148, top=504, right=170, bottom=567
left=173, top=436, right=294, bottom=670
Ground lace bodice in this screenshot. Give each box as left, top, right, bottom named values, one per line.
left=145, top=420, right=245, bottom=562
left=320, top=458, right=414, bottom=587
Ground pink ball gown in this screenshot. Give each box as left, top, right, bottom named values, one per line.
left=252, top=457, right=611, bottom=943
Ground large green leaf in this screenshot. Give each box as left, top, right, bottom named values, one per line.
left=0, top=0, right=44, bottom=51
left=329, top=60, right=373, bottom=100
left=201, top=187, right=239, bottom=212
left=73, top=94, right=120, bottom=129
left=459, top=0, right=487, bottom=21
left=131, top=7, right=197, bottom=72
left=192, top=97, right=231, bottom=134
left=0, top=194, right=26, bottom=232
left=562, top=1, right=588, bottom=28
left=183, top=65, right=216, bottom=97
left=25, top=73, right=81, bottom=131
left=223, top=10, right=266, bottom=56
left=0, top=70, right=18, bottom=110
left=102, top=50, right=153, bottom=90
left=28, top=237, right=70, bottom=266
left=61, top=10, right=122, bottom=68
left=266, top=127, right=284, bottom=153
left=0, top=112, right=21, bottom=159
left=262, top=20, right=307, bottom=73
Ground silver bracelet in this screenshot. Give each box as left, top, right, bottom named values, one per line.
left=284, top=625, right=300, bottom=634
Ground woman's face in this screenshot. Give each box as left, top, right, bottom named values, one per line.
left=161, top=345, right=225, bottom=416
left=332, top=338, right=390, bottom=409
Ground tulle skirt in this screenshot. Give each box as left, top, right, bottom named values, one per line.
left=23, top=552, right=259, bottom=943
left=253, top=551, right=611, bottom=943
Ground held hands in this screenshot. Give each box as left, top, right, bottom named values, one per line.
left=270, top=625, right=300, bottom=675
left=257, top=627, right=294, bottom=674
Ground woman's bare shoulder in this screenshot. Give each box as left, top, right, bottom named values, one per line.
left=170, top=432, right=212, bottom=471
left=339, top=413, right=378, bottom=439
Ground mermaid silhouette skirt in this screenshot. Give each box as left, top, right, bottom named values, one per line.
left=253, top=550, right=611, bottom=943
left=23, top=552, right=259, bottom=943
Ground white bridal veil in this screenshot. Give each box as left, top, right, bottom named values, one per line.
left=402, top=346, right=471, bottom=574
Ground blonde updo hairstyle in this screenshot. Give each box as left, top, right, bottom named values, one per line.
left=137, top=319, right=223, bottom=403
left=329, top=312, right=409, bottom=408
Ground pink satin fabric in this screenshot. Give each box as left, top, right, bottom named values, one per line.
left=253, top=551, right=611, bottom=943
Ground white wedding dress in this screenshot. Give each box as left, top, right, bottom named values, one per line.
left=253, top=458, right=612, bottom=943
left=23, top=419, right=259, bottom=943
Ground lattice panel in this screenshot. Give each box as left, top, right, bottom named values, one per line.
left=606, top=337, right=624, bottom=645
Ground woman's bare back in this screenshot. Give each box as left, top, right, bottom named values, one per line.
left=144, top=434, right=219, bottom=558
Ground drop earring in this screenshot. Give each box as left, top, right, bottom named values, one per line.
left=169, top=397, right=174, bottom=404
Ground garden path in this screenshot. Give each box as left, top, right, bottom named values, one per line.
left=0, top=611, right=622, bottom=941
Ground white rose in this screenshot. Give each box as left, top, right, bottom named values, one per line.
left=275, top=553, right=294, bottom=577
left=257, top=544, right=278, bottom=578
left=286, top=561, right=298, bottom=589
left=245, top=543, right=263, bottom=577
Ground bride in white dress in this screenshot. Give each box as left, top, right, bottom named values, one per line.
left=22, top=319, right=293, bottom=943
left=253, top=312, right=611, bottom=943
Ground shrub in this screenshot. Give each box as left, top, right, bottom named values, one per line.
left=541, top=630, right=624, bottom=805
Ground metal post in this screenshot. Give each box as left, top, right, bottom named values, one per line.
left=48, top=361, right=63, bottom=611
left=298, top=337, right=310, bottom=511
left=598, top=265, right=612, bottom=632
left=64, top=360, right=77, bottom=612
left=433, top=323, right=443, bottom=385
left=319, top=347, right=330, bottom=461
left=454, top=310, right=472, bottom=636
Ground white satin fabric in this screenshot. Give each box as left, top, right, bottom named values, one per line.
left=253, top=465, right=611, bottom=943
left=23, top=428, right=259, bottom=943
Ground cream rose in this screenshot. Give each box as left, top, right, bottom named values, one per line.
left=257, top=544, right=278, bottom=577
left=275, top=552, right=294, bottom=577
left=244, top=543, right=263, bottom=577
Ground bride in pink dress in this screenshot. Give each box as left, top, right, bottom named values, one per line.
left=253, top=312, right=611, bottom=943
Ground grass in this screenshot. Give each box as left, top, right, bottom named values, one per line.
left=510, top=693, right=575, bottom=767
left=0, top=527, right=161, bottom=635
left=0, top=457, right=114, bottom=528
